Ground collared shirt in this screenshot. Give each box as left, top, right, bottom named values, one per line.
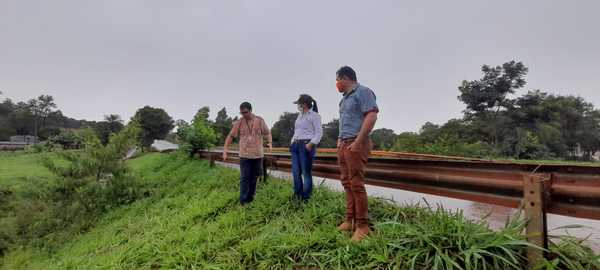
left=291, top=109, right=323, bottom=145
left=229, top=115, right=271, bottom=159
left=339, top=83, right=379, bottom=139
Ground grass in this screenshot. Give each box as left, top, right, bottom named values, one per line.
left=0, top=152, right=54, bottom=191
left=0, top=152, right=598, bottom=269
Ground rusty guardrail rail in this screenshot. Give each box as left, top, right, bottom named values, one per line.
left=198, top=149, right=600, bottom=265
left=200, top=149, right=600, bottom=220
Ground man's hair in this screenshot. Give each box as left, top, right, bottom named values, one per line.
left=240, top=102, right=252, bottom=111
left=336, top=66, right=357, bottom=81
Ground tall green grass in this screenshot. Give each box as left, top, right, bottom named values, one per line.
left=1, top=153, right=598, bottom=269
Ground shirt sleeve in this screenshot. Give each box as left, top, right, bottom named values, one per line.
left=357, top=88, right=379, bottom=115
left=291, top=114, right=299, bottom=144
left=261, top=118, right=271, bottom=136
left=229, top=120, right=241, bottom=138
left=310, top=113, right=323, bottom=145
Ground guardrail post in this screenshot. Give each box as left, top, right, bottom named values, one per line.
left=523, top=174, right=550, bottom=269
left=261, top=157, right=269, bottom=182
left=209, top=154, right=216, bottom=168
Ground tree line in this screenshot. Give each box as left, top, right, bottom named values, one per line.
left=2, top=60, right=599, bottom=160
left=270, top=61, right=600, bottom=161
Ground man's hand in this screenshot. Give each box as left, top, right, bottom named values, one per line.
left=305, top=143, right=314, bottom=151
left=222, top=151, right=228, bottom=161
left=267, top=142, right=273, bottom=153
left=346, top=140, right=362, bottom=152
left=337, top=139, right=341, bottom=149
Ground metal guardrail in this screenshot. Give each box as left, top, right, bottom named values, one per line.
left=199, top=149, right=600, bottom=220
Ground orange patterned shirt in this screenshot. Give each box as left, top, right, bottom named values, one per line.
left=229, top=115, right=271, bottom=159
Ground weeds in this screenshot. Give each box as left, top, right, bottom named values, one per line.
left=1, top=153, right=598, bottom=269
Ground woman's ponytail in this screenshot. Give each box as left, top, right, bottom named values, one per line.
left=312, top=99, right=319, bottom=113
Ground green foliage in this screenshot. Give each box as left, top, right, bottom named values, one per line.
left=24, top=141, right=59, bottom=153
left=271, top=112, right=298, bottom=147
left=394, top=61, right=600, bottom=161
left=27, top=95, right=57, bottom=141
left=42, top=125, right=140, bottom=181
left=0, top=94, right=102, bottom=141
left=93, top=114, right=125, bottom=145
left=392, top=133, right=492, bottom=158
left=0, top=126, right=143, bottom=258
left=500, top=129, right=553, bottom=160
left=48, top=129, right=87, bottom=149
left=213, top=107, right=233, bottom=145
left=131, top=106, right=174, bottom=149
left=3, top=154, right=598, bottom=269
left=391, top=132, right=424, bottom=153
left=543, top=234, right=600, bottom=270
left=176, top=107, right=218, bottom=157
left=370, top=128, right=396, bottom=150
left=458, top=61, right=528, bottom=114
left=320, top=118, right=339, bottom=148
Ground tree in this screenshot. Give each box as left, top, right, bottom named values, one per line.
left=458, top=61, right=528, bottom=149
left=176, top=108, right=218, bottom=157
left=271, top=112, right=298, bottom=147
left=131, top=106, right=174, bottom=150
left=370, top=128, right=396, bottom=150
left=27, top=95, right=57, bottom=142
left=0, top=96, right=16, bottom=140
left=212, top=107, right=233, bottom=145
left=49, top=129, right=86, bottom=149
left=458, top=61, right=528, bottom=114
left=391, top=132, right=423, bottom=153
left=419, top=122, right=441, bottom=143
left=579, top=110, right=600, bottom=160
left=320, top=119, right=340, bottom=148
left=43, top=124, right=141, bottom=181
left=94, top=114, right=125, bottom=145
left=195, top=107, right=211, bottom=123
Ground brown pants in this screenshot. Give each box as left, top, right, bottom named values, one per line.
left=337, top=138, right=373, bottom=228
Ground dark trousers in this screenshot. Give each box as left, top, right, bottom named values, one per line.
left=240, top=158, right=262, bottom=204
left=290, top=141, right=316, bottom=200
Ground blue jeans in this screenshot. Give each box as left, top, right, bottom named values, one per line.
left=290, top=141, right=316, bottom=200
left=240, top=158, right=262, bottom=204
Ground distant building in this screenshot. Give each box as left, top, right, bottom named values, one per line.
left=9, top=135, right=38, bottom=144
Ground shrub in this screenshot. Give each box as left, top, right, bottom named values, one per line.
left=176, top=113, right=218, bottom=158
left=0, top=125, right=145, bottom=253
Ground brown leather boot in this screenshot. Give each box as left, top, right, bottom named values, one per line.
left=351, top=226, right=370, bottom=241
left=337, top=221, right=354, bottom=232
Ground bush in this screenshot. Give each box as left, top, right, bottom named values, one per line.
left=25, top=142, right=59, bottom=153
left=392, top=133, right=492, bottom=158
left=176, top=113, right=218, bottom=158
left=500, top=130, right=553, bottom=160
left=48, top=129, right=86, bottom=149
left=0, top=125, right=145, bottom=254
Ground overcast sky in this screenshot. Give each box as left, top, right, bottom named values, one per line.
left=1, top=0, right=599, bottom=132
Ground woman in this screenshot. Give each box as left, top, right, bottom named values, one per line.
left=290, top=94, right=322, bottom=201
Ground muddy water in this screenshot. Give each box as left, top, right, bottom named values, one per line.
left=218, top=162, right=600, bottom=252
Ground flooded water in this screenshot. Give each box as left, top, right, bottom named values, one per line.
left=218, top=162, right=600, bottom=252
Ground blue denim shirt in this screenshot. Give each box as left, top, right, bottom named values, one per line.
left=338, top=83, right=379, bottom=139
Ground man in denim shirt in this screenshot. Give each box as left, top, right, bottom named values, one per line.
left=335, top=66, right=379, bottom=241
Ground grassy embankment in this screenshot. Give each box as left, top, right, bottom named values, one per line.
left=0, top=152, right=598, bottom=269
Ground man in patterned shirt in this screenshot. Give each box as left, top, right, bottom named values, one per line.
left=223, top=102, right=273, bottom=205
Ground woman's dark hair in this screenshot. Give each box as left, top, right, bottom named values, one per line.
left=336, top=66, right=357, bottom=81
left=239, top=102, right=252, bottom=111
left=295, top=94, right=319, bottom=113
